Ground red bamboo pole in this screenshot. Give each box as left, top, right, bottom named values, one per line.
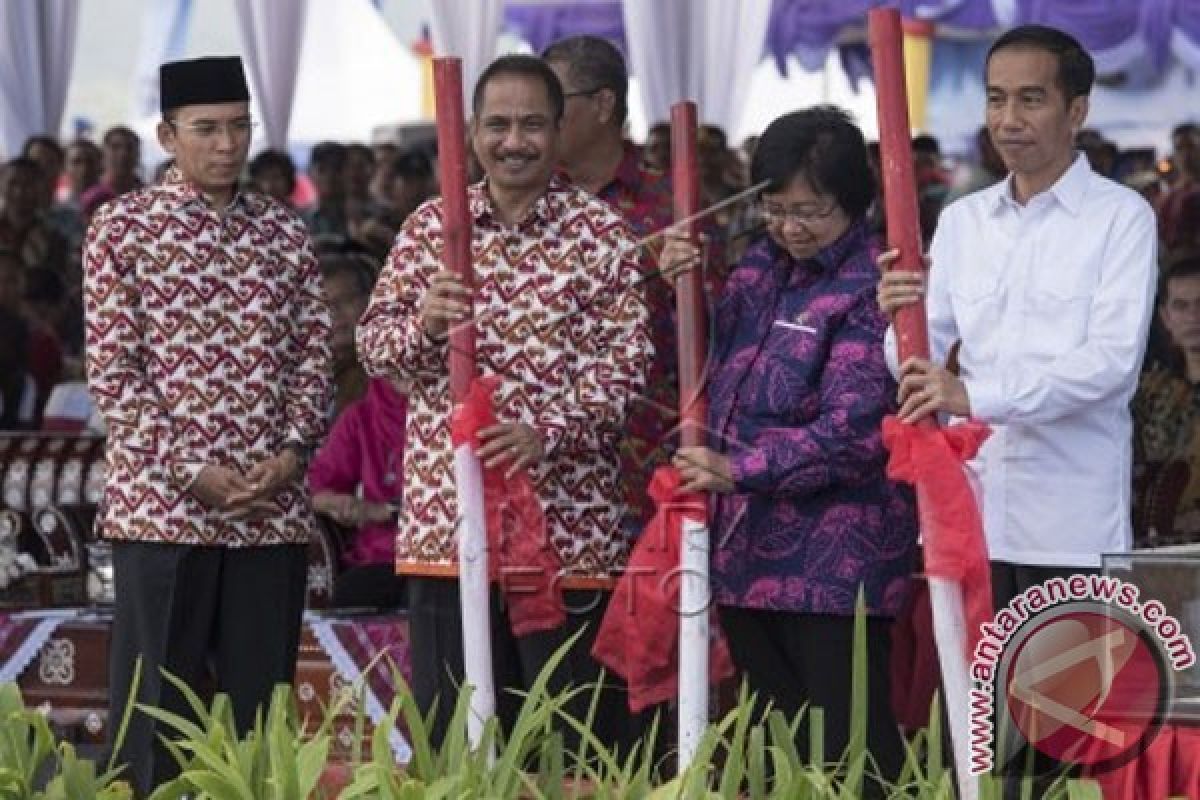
left=432, top=56, right=493, bottom=754
left=433, top=58, right=476, bottom=401
left=868, top=8, right=932, bottom=392
left=868, top=11, right=981, bottom=797
left=670, top=102, right=707, bottom=448
left=670, top=100, right=710, bottom=770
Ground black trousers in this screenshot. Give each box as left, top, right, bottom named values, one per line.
left=990, top=561, right=1097, bottom=612
left=989, top=561, right=1098, bottom=797
left=332, top=563, right=406, bottom=610
left=107, top=542, right=307, bottom=797
left=406, top=577, right=645, bottom=755
left=717, top=606, right=904, bottom=795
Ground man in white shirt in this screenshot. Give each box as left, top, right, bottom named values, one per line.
left=878, top=25, right=1157, bottom=608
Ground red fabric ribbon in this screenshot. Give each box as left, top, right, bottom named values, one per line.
left=449, top=375, right=565, bottom=637
left=591, top=466, right=735, bottom=712
left=882, top=417, right=993, bottom=657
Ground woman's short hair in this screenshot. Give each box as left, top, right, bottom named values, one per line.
left=751, top=106, right=876, bottom=220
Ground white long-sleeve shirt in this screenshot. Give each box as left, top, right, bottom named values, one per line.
left=886, top=154, right=1157, bottom=567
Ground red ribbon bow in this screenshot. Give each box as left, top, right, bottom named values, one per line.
left=450, top=375, right=565, bottom=637
left=592, top=465, right=735, bottom=712
left=882, top=416, right=993, bottom=656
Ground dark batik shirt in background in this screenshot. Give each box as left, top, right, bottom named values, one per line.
left=594, top=142, right=727, bottom=528
left=706, top=222, right=917, bottom=616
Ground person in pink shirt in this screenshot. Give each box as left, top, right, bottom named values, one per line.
left=307, top=375, right=408, bottom=609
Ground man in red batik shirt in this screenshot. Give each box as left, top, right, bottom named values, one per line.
left=84, top=56, right=330, bottom=796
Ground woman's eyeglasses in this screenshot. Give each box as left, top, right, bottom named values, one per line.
left=757, top=203, right=838, bottom=226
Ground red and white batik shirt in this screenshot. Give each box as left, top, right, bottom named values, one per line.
left=84, top=166, right=331, bottom=547
left=358, top=176, right=652, bottom=580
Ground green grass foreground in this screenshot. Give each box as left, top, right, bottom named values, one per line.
left=0, top=602, right=1122, bottom=799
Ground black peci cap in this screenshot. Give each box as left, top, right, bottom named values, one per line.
left=159, top=56, right=250, bottom=114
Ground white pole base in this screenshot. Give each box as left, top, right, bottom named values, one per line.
left=928, top=575, right=981, bottom=800
left=454, top=443, right=495, bottom=755
left=678, top=516, right=710, bottom=770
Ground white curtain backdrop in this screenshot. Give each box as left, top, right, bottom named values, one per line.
left=129, top=0, right=192, bottom=124
left=623, top=0, right=771, bottom=133
left=621, top=0, right=686, bottom=129
left=0, top=0, right=79, bottom=158
left=428, top=0, right=505, bottom=110
left=234, top=0, right=309, bottom=149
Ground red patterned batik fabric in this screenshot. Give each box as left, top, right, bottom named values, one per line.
left=357, top=176, right=652, bottom=580
left=84, top=166, right=332, bottom=547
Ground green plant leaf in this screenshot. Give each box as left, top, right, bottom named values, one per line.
left=1065, top=779, right=1105, bottom=800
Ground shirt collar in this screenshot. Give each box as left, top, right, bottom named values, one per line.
left=767, top=218, right=869, bottom=281
left=468, top=174, right=571, bottom=228
left=813, top=218, right=869, bottom=275
left=159, top=164, right=267, bottom=216
left=552, top=141, right=649, bottom=204
left=601, top=141, right=650, bottom=198
left=989, top=152, right=1091, bottom=217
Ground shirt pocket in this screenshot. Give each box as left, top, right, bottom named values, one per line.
left=1020, top=282, right=1091, bottom=360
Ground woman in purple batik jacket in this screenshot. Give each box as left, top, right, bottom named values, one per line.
left=663, top=107, right=918, bottom=791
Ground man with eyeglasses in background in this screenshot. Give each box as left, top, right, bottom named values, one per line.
left=542, top=35, right=726, bottom=538
left=84, top=56, right=331, bottom=796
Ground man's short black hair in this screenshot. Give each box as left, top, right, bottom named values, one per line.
left=751, top=106, right=875, bottom=220
left=309, top=141, right=346, bottom=171
left=2, top=157, right=42, bottom=183
left=1163, top=254, right=1200, bottom=295
left=102, top=126, right=140, bottom=148
left=319, top=252, right=377, bottom=297
left=987, top=25, right=1095, bottom=102
left=472, top=54, right=564, bottom=124
left=542, top=35, right=628, bottom=126
left=1173, top=123, right=1199, bottom=141
left=912, top=134, right=941, bottom=156
left=248, top=149, right=296, bottom=190
left=22, top=135, right=63, bottom=163
left=392, top=150, right=433, bottom=181
left=346, top=142, right=375, bottom=166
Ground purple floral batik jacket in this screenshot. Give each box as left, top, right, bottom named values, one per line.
left=707, top=221, right=917, bottom=617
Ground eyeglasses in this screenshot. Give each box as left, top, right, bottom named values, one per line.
left=757, top=202, right=839, bottom=226
left=167, top=118, right=258, bottom=139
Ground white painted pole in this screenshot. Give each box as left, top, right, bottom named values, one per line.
left=678, top=515, right=710, bottom=766
left=928, top=575, right=980, bottom=800
left=454, top=443, right=495, bottom=752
